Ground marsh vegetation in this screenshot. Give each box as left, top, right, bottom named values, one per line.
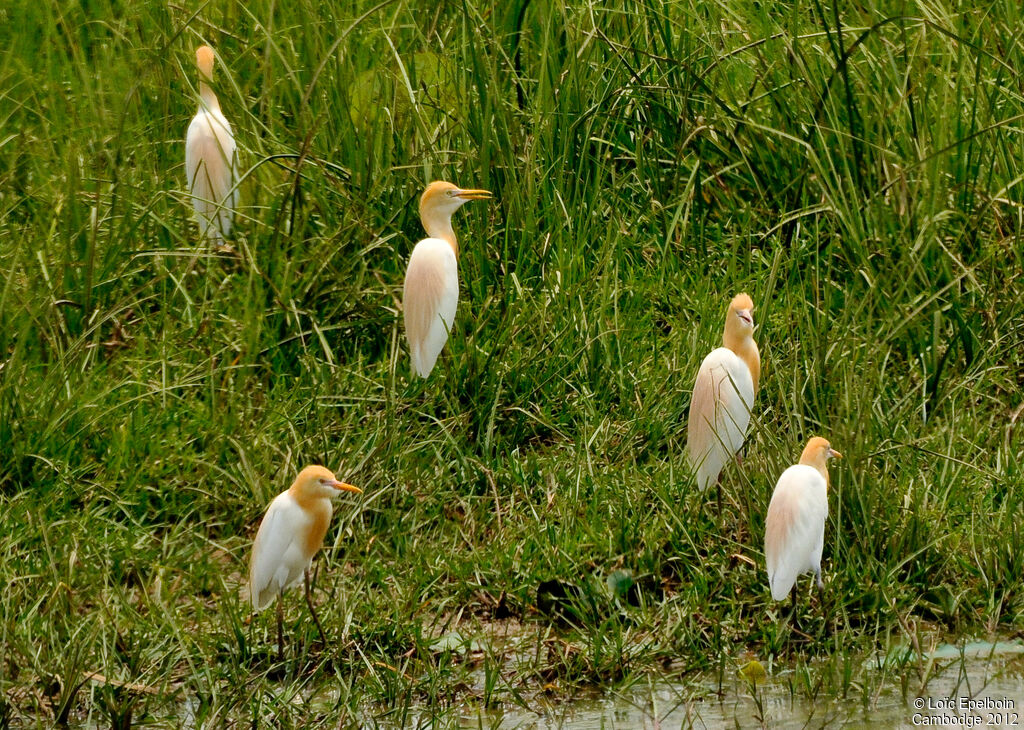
left=0, top=0, right=1022, bottom=726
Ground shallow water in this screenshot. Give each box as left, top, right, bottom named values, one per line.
left=446, top=640, right=1024, bottom=729
left=157, top=637, right=1024, bottom=727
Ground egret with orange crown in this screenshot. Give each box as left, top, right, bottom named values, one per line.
left=687, top=293, right=760, bottom=504
left=403, top=181, right=492, bottom=377
left=764, top=437, right=842, bottom=608
left=185, top=45, right=237, bottom=243
left=249, top=465, right=362, bottom=661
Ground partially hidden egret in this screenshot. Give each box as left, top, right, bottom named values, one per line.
left=764, top=437, right=842, bottom=607
left=185, top=45, right=237, bottom=244
left=402, top=181, right=492, bottom=378
left=687, top=293, right=761, bottom=502
left=248, top=465, right=362, bottom=661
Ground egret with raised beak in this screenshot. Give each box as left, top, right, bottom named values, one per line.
left=687, top=293, right=760, bottom=504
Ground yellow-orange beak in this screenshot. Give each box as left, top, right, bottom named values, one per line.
left=829, top=448, right=843, bottom=459
left=328, top=480, right=362, bottom=494
left=454, top=188, right=492, bottom=201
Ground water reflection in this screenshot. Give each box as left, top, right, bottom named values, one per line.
left=448, top=640, right=1024, bottom=729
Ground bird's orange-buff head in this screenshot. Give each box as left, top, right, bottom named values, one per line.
left=289, top=465, right=362, bottom=502
left=418, top=181, right=492, bottom=253
left=419, top=181, right=492, bottom=220
left=725, top=293, right=754, bottom=337
left=196, top=46, right=216, bottom=80
left=722, top=292, right=760, bottom=392
left=798, top=437, right=842, bottom=485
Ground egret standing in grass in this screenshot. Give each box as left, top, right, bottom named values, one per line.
left=185, top=45, right=237, bottom=244
left=764, top=437, right=842, bottom=609
left=403, top=181, right=492, bottom=378
left=249, top=465, right=362, bottom=661
left=687, top=293, right=760, bottom=505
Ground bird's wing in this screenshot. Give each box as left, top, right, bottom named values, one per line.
left=687, top=348, right=754, bottom=489
left=248, top=494, right=307, bottom=611
left=687, top=358, right=720, bottom=489
left=185, top=109, right=236, bottom=239
left=210, top=109, right=238, bottom=224
left=765, top=466, right=828, bottom=600
left=403, top=239, right=459, bottom=377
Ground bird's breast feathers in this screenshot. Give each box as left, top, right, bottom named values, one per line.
left=699, top=348, right=755, bottom=405
left=250, top=493, right=327, bottom=602
left=403, top=238, right=459, bottom=375
left=765, top=465, right=828, bottom=599
left=186, top=113, right=235, bottom=173
left=769, top=465, right=828, bottom=527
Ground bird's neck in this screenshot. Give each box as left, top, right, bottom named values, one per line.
left=199, top=82, right=221, bottom=112
left=289, top=484, right=329, bottom=512
left=799, top=452, right=831, bottom=487
left=724, top=333, right=760, bottom=394
left=422, top=211, right=458, bottom=256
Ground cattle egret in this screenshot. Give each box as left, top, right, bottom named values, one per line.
left=402, top=181, right=492, bottom=377
left=185, top=45, right=237, bottom=243
left=764, top=437, right=842, bottom=607
left=687, top=293, right=761, bottom=504
left=249, top=465, right=362, bottom=660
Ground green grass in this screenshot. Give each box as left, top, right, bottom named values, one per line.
left=1, top=0, right=1022, bottom=725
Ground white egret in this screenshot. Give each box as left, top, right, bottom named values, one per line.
left=249, top=465, right=362, bottom=660
left=185, top=45, right=237, bottom=243
left=402, top=181, right=492, bottom=378
left=764, top=437, right=842, bottom=607
left=687, top=293, right=761, bottom=503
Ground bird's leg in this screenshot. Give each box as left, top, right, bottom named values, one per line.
left=716, top=476, right=723, bottom=514
left=817, top=570, right=829, bottom=633
left=788, top=585, right=799, bottom=624
left=304, top=569, right=329, bottom=648
left=276, top=598, right=284, bottom=664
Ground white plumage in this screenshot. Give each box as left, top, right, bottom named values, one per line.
left=249, top=491, right=328, bottom=611
left=687, top=293, right=760, bottom=493
left=402, top=181, right=492, bottom=378
left=403, top=238, right=459, bottom=378
left=764, top=437, right=841, bottom=603
left=688, top=347, right=755, bottom=491
left=185, top=46, right=237, bottom=243
left=247, top=465, right=361, bottom=660
left=765, top=464, right=828, bottom=600
left=185, top=108, right=236, bottom=240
